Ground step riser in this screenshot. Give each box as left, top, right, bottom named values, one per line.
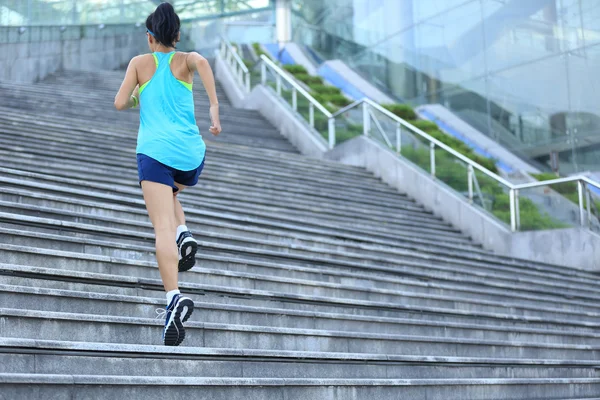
left=0, top=187, right=448, bottom=233
left=3, top=383, right=599, bottom=400
left=1, top=290, right=598, bottom=346
left=1, top=231, right=598, bottom=317
left=1, top=216, right=596, bottom=308
left=0, top=250, right=597, bottom=323
left=1, top=353, right=595, bottom=379
left=1, top=315, right=598, bottom=360
left=1, top=274, right=595, bottom=334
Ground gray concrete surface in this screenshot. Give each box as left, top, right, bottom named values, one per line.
left=242, top=85, right=329, bottom=158
left=0, top=29, right=146, bottom=84
left=214, top=51, right=246, bottom=108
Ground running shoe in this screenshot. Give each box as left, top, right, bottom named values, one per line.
left=177, top=230, right=197, bottom=272
left=159, top=294, right=194, bottom=346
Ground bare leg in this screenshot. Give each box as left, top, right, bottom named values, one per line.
left=173, top=183, right=187, bottom=227
left=141, top=181, right=178, bottom=292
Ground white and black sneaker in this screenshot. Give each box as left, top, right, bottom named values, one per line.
left=177, top=230, right=197, bottom=272
left=160, top=294, right=194, bottom=346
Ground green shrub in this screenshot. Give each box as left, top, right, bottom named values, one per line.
left=283, top=64, right=308, bottom=74
left=252, top=42, right=270, bottom=59
left=294, top=73, right=324, bottom=85
left=310, top=93, right=328, bottom=105
left=243, top=58, right=254, bottom=68
left=382, top=103, right=417, bottom=120
left=324, top=94, right=352, bottom=107
left=405, top=120, right=498, bottom=174
left=408, top=120, right=438, bottom=132
left=309, top=84, right=341, bottom=95
left=335, top=125, right=362, bottom=144
left=531, top=173, right=577, bottom=195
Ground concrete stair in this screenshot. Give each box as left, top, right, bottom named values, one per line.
left=0, top=67, right=599, bottom=399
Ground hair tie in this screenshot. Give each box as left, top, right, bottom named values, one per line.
left=146, top=29, right=156, bottom=37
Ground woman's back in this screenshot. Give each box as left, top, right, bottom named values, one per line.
left=136, top=51, right=205, bottom=171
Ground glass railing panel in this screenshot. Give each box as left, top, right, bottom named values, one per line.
left=516, top=185, right=576, bottom=231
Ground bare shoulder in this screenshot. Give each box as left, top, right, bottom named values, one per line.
left=183, top=51, right=208, bottom=71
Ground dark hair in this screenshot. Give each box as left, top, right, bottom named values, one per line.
left=146, top=2, right=180, bottom=47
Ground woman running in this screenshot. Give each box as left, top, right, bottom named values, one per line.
left=114, top=2, right=221, bottom=346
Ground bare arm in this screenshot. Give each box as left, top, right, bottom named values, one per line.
left=186, top=52, right=221, bottom=135
left=114, top=57, right=140, bottom=111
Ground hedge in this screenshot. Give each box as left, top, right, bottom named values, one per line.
left=294, top=73, right=324, bottom=85
left=381, top=104, right=417, bottom=120
left=283, top=64, right=308, bottom=74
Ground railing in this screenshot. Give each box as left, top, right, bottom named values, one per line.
left=219, top=36, right=251, bottom=93
left=218, top=38, right=600, bottom=234
left=259, top=55, right=336, bottom=148
left=332, top=98, right=600, bottom=232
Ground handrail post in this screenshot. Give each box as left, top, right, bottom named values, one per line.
left=396, top=122, right=401, bottom=154
left=362, top=102, right=370, bottom=137
left=467, top=165, right=474, bottom=204
left=276, top=74, right=282, bottom=96
left=578, top=180, right=585, bottom=226
left=509, top=189, right=517, bottom=232
left=261, top=62, right=266, bottom=85
left=515, top=189, right=521, bottom=231
left=328, top=118, right=336, bottom=149
left=245, top=72, right=250, bottom=93
left=429, top=142, right=436, bottom=177
left=586, top=184, right=592, bottom=228
left=309, top=103, right=315, bottom=127
left=292, top=87, right=297, bottom=111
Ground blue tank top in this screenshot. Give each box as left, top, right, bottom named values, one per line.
left=137, top=51, right=206, bottom=171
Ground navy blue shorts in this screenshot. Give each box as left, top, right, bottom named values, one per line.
left=136, top=154, right=204, bottom=193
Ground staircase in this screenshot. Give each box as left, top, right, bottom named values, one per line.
left=0, top=65, right=599, bottom=399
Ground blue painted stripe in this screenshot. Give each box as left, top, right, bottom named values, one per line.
left=418, top=109, right=513, bottom=174
left=263, top=43, right=296, bottom=65
left=317, top=63, right=366, bottom=101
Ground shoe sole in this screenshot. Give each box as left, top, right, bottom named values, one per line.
left=178, top=240, right=197, bottom=272
left=164, top=298, right=194, bottom=347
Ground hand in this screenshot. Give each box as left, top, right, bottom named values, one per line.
left=209, top=104, right=221, bottom=136
left=209, top=122, right=221, bottom=136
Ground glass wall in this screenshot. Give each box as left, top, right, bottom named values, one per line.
left=292, top=0, right=600, bottom=174
left=0, top=0, right=272, bottom=26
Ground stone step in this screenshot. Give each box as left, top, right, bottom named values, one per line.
left=0, top=105, right=371, bottom=177
left=1, top=224, right=599, bottom=314
left=2, top=240, right=600, bottom=324
left=2, top=307, right=599, bottom=360
left=0, top=155, right=438, bottom=227
left=2, top=264, right=598, bottom=334
left=0, top=171, right=471, bottom=244
left=0, top=131, right=419, bottom=204
left=1, top=338, right=597, bottom=380
left=0, top=136, right=415, bottom=209
left=2, top=372, right=599, bottom=400
left=0, top=184, right=471, bottom=255
left=2, top=283, right=600, bottom=346
left=0, top=209, right=595, bottom=302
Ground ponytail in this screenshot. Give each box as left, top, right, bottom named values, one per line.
left=146, top=2, right=180, bottom=47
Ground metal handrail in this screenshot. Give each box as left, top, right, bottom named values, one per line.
left=259, top=54, right=335, bottom=148
left=219, top=36, right=250, bottom=93
left=332, top=97, right=600, bottom=232
left=259, top=55, right=332, bottom=117
left=333, top=98, right=513, bottom=188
